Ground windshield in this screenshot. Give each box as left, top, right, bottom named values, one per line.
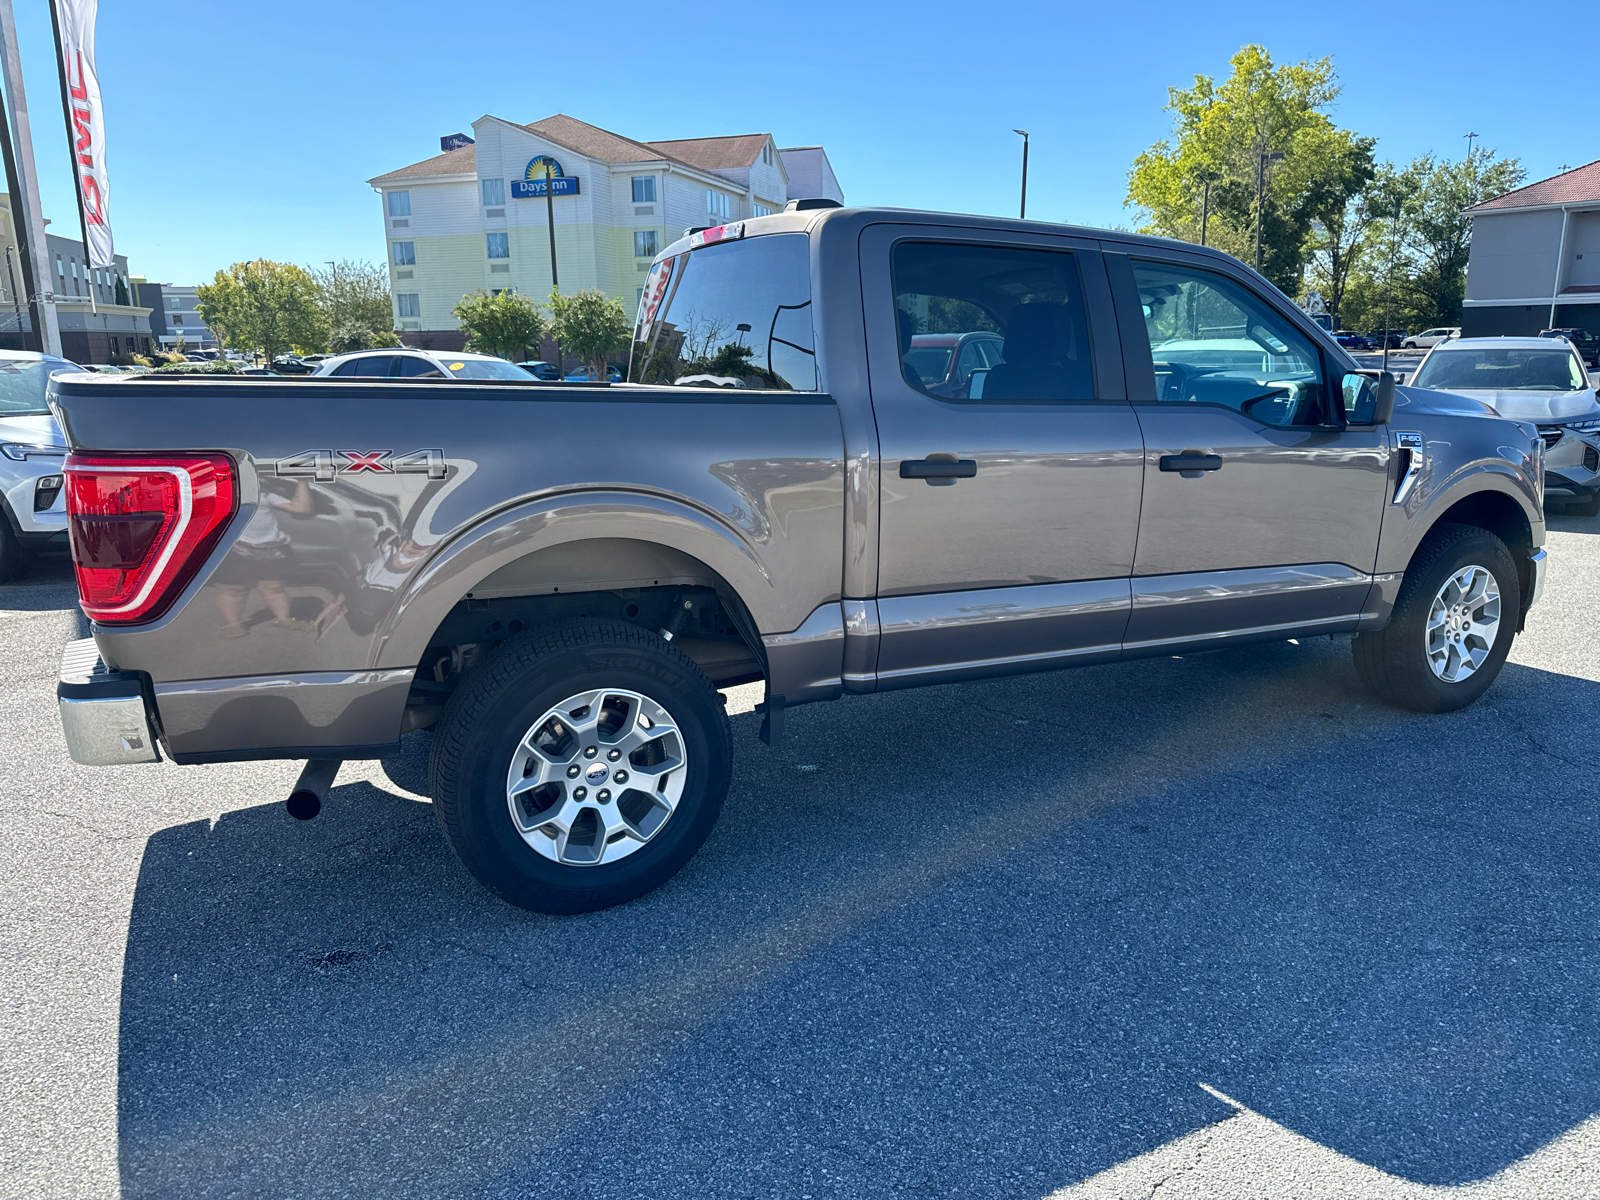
left=0, top=359, right=59, bottom=415
left=1412, top=347, right=1586, bottom=393
left=902, top=346, right=954, bottom=385
left=439, top=358, right=531, bottom=381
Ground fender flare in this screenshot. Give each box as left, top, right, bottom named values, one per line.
left=371, top=490, right=788, bottom=670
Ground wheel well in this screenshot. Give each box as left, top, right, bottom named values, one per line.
left=1426, top=490, right=1534, bottom=625
left=402, top=539, right=767, bottom=731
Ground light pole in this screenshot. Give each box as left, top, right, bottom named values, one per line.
left=544, top=161, right=559, bottom=289
left=1012, top=129, right=1029, bottom=220
left=1197, top=169, right=1218, bottom=247
left=1382, top=196, right=1402, bottom=373
left=1254, top=151, right=1284, bottom=274
left=1464, top=131, right=1478, bottom=160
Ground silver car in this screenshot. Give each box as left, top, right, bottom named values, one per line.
left=0, top=349, right=75, bottom=580
left=1408, top=336, right=1600, bottom=513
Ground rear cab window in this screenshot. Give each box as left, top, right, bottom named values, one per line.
left=629, top=233, right=817, bottom=390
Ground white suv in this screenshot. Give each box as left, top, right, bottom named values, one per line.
left=1402, top=327, right=1461, bottom=350
left=0, top=350, right=75, bottom=580
left=312, top=348, right=532, bottom=381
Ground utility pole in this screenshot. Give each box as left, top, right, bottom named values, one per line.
left=1254, top=151, right=1284, bottom=275
left=1012, top=129, right=1029, bottom=220
left=0, top=0, right=60, bottom=356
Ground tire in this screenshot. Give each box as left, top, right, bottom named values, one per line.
left=429, top=619, right=732, bottom=914
left=0, top=518, right=31, bottom=583
left=1352, top=523, right=1519, bottom=713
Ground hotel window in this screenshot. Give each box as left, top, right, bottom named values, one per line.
left=634, top=230, right=658, bottom=258
left=486, top=232, right=509, bottom=259
left=172, top=315, right=184, bottom=326
left=631, top=176, right=656, bottom=203
left=397, top=293, right=420, bottom=318
left=754, top=204, right=773, bottom=217
left=388, top=191, right=411, bottom=217
left=393, top=241, right=416, bottom=266
left=706, top=190, right=729, bottom=218
left=481, top=177, right=505, bottom=206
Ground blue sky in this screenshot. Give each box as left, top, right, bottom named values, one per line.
left=10, top=0, right=1591, bottom=285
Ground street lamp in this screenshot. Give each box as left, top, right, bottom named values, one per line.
left=1254, top=151, right=1285, bottom=274
left=1013, top=129, right=1029, bottom=220
left=1464, top=131, right=1478, bottom=160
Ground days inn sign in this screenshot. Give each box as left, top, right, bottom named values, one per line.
left=511, top=155, right=580, bottom=198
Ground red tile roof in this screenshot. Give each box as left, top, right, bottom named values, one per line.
left=1467, top=159, right=1600, bottom=212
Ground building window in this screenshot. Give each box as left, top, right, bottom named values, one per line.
left=486, top=232, right=509, bottom=259
left=706, top=190, right=729, bottom=218
left=393, top=241, right=416, bottom=266
left=169, top=296, right=182, bottom=309
left=397, top=293, right=420, bottom=318
left=481, top=177, right=505, bottom=206
left=172, top=314, right=184, bottom=326
left=754, top=204, right=773, bottom=217
left=634, top=230, right=658, bottom=258
left=388, top=191, right=411, bottom=217
left=635, top=287, right=644, bottom=310
left=632, top=176, right=656, bottom=203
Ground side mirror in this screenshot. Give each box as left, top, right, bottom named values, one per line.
left=1343, top=370, right=1396, bottom=425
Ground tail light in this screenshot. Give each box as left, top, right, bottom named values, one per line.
left=64, top=454, right=237, bottom=624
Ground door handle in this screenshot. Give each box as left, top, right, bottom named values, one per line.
left=1158, top=454, right=1223, bottom=473
left=901, top=457, right=978, bottom=483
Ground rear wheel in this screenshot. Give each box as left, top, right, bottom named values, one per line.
left=1352, top=523, right=1518, bottom=713
left=429, top=620, right=731, bottom=914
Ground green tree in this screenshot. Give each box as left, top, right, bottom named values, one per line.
left=196, top=260, right=328, bottom=361
left=452, top=289, right=546, bottom=361
left=1395, top=149, right=1524, bottom=328
left=1127, top=45, right=1351, bottom=290
left=311, top=260, right=400, bottom=348
left=546, top=288, right=631, bottom=380
left=1297, top=132, right=1378, bottom=324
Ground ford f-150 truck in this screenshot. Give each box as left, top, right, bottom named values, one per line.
left=50, top=206, right=1548, bottom=913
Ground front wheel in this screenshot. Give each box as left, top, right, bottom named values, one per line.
left=1352, top=523, right=1519, bottom=713
left=429, top=620, right=732, bottom=914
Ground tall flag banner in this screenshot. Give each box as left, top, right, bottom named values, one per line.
left=52, top=0, right=113, bottom=268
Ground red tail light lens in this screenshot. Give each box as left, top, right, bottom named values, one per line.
left=64, top=454, right=236, bottom=624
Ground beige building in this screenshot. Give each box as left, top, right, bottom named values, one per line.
left=367, top=113, right=843, bottom=351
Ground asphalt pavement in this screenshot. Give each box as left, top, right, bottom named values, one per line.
left=6, top=511, right=1600, bottom=1199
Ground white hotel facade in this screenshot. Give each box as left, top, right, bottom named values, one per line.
left=368, top=113, right=843, bottom=350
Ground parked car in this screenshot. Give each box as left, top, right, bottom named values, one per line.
left=271, top=355, right=317, bottom=375
left=902, top=331, right=1005, bottom=397
left=1330, top=330, right=1371, bottom=351
left=51, top=206, right=1549, bottom=915
left=563, top=364, right=625, bottom=383
left=1539, top=328, right=1600, bottom=369
left=312, top=348, right=533, bottom=381
left=1366, top=329, right=1407, bottom=350
left=0, top=349, right=76, bottom=580
left=518, top=360, right=561, bottom=381
left=1402, top=327, right=1460, bottom=350
left=1409, top=335, right=1600, bottom=513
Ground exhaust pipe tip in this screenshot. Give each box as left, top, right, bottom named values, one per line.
left=286, top=789, right=323, bottom=821
left=286, top=758, right=342, bottom=820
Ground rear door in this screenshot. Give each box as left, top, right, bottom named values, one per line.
left=1105, top=249, right=1388, bottom=649
left=862, top=224, right=1143, bottom=687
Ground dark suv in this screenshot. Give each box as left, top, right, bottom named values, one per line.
left=1540, top=328, right=1600, bottom=369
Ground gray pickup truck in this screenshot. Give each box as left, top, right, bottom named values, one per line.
left=50, top=206, right=1547, bottom=913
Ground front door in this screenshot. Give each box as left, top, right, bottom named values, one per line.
left=862, top=226, right=1145, bottom=687
left=1106, top=251, right=1388, bottom=649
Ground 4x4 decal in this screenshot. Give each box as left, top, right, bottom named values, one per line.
left=274, top=448, right=448, bottom=481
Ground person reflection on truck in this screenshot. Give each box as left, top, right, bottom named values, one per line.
left=212, top=479, right=316, bottom=638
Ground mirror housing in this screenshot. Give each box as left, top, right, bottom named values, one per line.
left=1344, top=369, right=1396, bottom=426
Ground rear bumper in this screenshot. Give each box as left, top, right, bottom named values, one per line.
left=57, top=638, right=161, bottom=766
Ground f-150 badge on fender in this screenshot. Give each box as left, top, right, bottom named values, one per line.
left=274, top=448, right=448, bottom=480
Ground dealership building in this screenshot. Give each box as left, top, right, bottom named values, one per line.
left=1462, top=159, right=1600, bottom=338
left=367, top=114, right=843, bottom=350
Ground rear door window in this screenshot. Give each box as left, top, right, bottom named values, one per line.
left=630, top=233, right=816, bottom=390
left=334, top=356, right=396, bottom=377
left=394, top=356, right=445, bottom=378
left=891, top=241, right=1094, bottom=400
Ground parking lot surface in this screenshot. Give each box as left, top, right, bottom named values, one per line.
left=5, top=510, right=1600, bottom=1199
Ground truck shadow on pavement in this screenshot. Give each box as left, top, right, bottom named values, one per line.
left=115, top=638, right=1600, bottom=1198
